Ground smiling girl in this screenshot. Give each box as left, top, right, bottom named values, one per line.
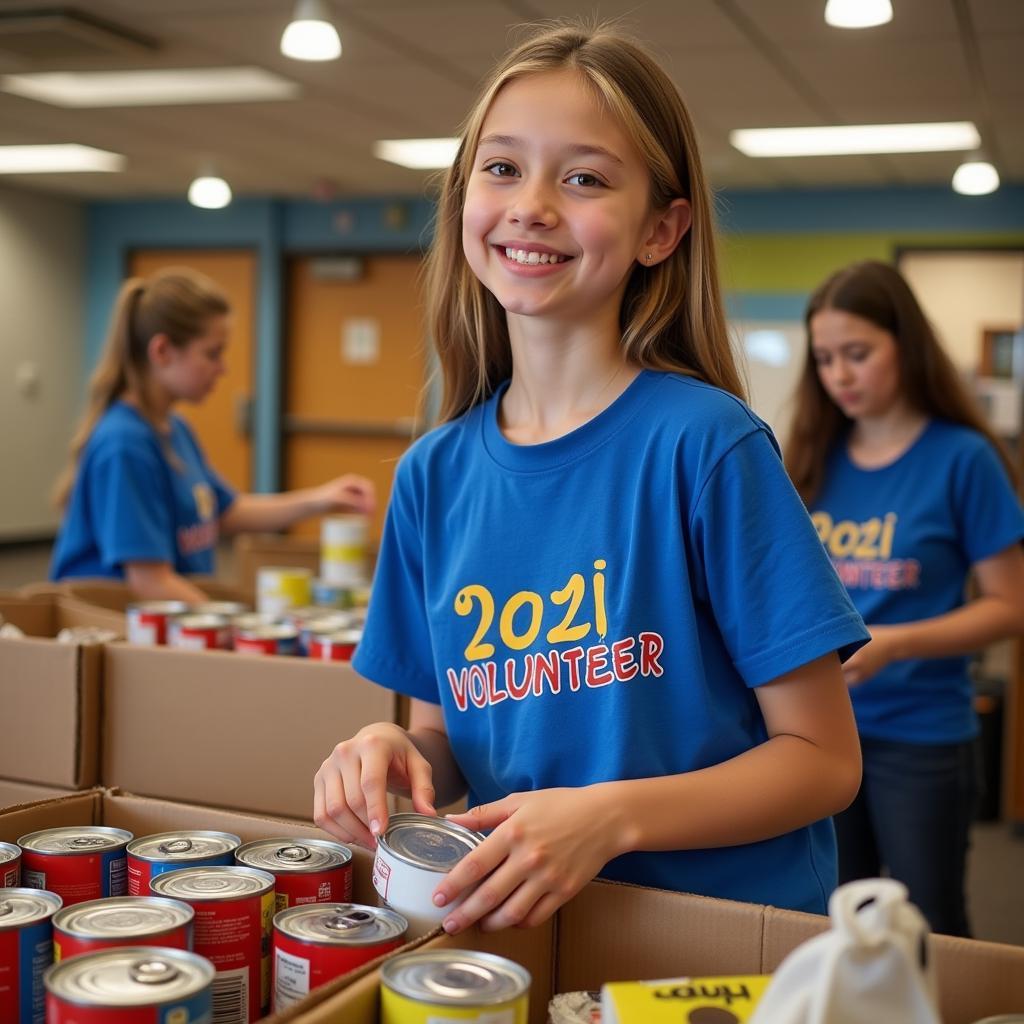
left=786, top=259, right=1024, bottom=935
left=51, top=267, right=374, bottom=601
left=315, top=23, right=869, bottom=931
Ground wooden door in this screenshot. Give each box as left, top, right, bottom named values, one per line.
left=128, top=249, right=256, bottom=492
left=284, top=255, right=426, bottom=544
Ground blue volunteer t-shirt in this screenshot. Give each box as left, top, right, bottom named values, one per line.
left=50, top=401, right=235, bottom=580
left=810, top=420, right=1024, bottom=745
left=354, top=370, right=868, bottom=914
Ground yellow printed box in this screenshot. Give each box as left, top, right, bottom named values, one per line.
left=602, top=975, right=771, bottom=1023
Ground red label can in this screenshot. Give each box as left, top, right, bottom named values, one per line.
left=126, top=831, right=240, bottom=897
left=125, top=601, right=189, bottom=646
left=52, top=896, right=194, bottom=961
left=151, top=865, right=275, bottom=1023
left=0, top=887, right=61, bottom=1024
left=272, top=903, right=406, bottom=1012
left=18, top=828, right=131, bottom=908
left=45, top=946, right=213, bottom=1022
left=1, top=842, right=21, bottom=887
left=167, top=613, right=231, bottom=651
left=234, top=624, right=298, bottom=656
left=235, top=838, right=353, bottom=914
left=308, top=629, right=361, bottom=662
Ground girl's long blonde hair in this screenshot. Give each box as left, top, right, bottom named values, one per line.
left=422, top=21, right=745, bottom=422
left=785, top=259, right=1017, bottom=504
left=54, top=267, right=229, bottom=507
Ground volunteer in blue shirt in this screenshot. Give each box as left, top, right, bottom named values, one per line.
left=50, top=268, right=374, bottom=603
left=314, top=24, right=869, bottom=933
left=785, top=260, right=1024, bottom=936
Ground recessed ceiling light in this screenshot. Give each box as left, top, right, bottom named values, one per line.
left=1, top=67, right=300, bottom=108
left=0, top=144, right=124, bottom=173
left=373, top=138, right=460, bottom=170
left=825, top=0, right=893, bottom=29
left=730, top=122, right=980, bottom=157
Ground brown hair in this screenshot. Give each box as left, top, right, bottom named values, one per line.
left=53, top=267, right=229, bottom=507
left=785, top=259, right=1017, bottom=503
left=421, top=20, right=745, bottom=422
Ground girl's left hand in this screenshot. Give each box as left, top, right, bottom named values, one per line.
left=315, top=474, right=376, bottom=515
left=842, top=624, right=903, bottom=686
left=433, top=786, right=628, bottom=933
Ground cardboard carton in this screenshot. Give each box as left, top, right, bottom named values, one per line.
left=290, top=880, right=1024, bottom=1024
left=0, top=594, right=106, bottom=787
left=102, top=643, right=399, bottom=819
left=0, top=777, right=78, bottom=810
left=233, top=533, right=320, bottom=601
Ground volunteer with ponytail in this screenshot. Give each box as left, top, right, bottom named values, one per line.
left=50, top=268, right=374, bottom=602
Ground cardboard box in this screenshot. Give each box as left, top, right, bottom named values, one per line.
left=293, top=880, right=1024, bottom=1024
left=0, top=788, right=434, bottom=1021
left=0, top=594, right=106, bottom=787
left=233, top=533, right=320, bottom=601
left=102, top=643, right=399, bottom=819
left=0, top=777, right=77, bottom=810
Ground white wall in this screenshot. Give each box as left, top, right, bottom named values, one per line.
left=732, top=321, right=806, bottom=446
left=0, top=186, right=84, bottom=540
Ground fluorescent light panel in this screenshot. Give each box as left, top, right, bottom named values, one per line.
left=373, top=138, right=460, bottom=169
left=0, top=144, right=124, bottom=173
left=731, top=122, right=980, bottom=157
left=1, top=67, right=300, bottom=108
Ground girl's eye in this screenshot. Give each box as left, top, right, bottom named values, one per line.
left=484, top=162, right=518, bottom=177
left=566, top=172, right=603, bottom=187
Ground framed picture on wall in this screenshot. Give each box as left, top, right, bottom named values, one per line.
left=980, top=327, right=1024, bottom=379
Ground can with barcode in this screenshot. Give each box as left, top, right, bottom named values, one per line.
left=53, top=896, right=194, bottom=961
left=125, top=601, right=189, bottom=646
left=0, top=887, right=62, bottom=1024
left=235, top=838, right=353, bottom=914
left=1, top=842, right=21, bottom=887
left=371, top=814, right=484, bottom=937
left=380, top=949, right=530, bottom=1024
left=167, top=613, right=231, bottom=651
left=151, top=865, right=275, bottom=1023
left=127, top=831, right=241, bottom=897
left=44, top=946, right=214, bottom=1023
left=234, top=623, right=299, bottom=656
left=18, top=828, right=132, bottom=908
left=272, top=903, right=407, bottom=1011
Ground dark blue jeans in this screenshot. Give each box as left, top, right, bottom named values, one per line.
left=835, top=736, right=977, bottom=937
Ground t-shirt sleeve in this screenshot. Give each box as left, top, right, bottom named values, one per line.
left=953, top=439, right=1024, bottom=564
left=352, top=455, right=440, bottom=703
left=689, top=428, right=869, bottom=687
left=88, top=448, right=176, bottom=570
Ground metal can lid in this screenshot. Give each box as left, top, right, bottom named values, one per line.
left=170, top=613, right=228, bottom=631
left=232, top=611, right=278, bottom=629
left=18, top=826, right=133, bottom=855
left=192, top=601, right=248, bottom=617
left=275, top=903, right=407, bottom=946
left=237, top=624, right=298, bottom=641
left=150, top=865, right=274, bottom=901
left=287, top=606, right=336, bottom=624
left=304, top=613, right=353, bottom=634
left=235, top=837, right=351, bottom=874
left=378, top=813, right=483, bottom=873
left=0, top=841, right=19, bottom=863
left=126, top=601, right=189, bottom=615
left=318, top=629, right=362, bottom=645
left=54, top=896, right=193, bottom=938
left=128, top=831, right=240, bottom=863
left=0, top=887, right=62, bottom=928
left=45, top=946, right=214, bottom=1007
left=381, top=950, right=530, bottom=1007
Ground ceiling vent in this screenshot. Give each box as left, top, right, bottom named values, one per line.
left=0, top=8, right=158, bottom=61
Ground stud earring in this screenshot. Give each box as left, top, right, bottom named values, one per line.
left=645, top=253, right=653, bottom=263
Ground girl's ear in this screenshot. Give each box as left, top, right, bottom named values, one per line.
left=637, top=198, right=692, bottom=268
left=147, top=333, right=174, bottom=367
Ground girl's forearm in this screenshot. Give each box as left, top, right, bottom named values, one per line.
left=884, top=597, right=1024, bottom=661
left=590, top=733, right=861, bottom=858
left=220, top=492, right=321, bottom=534
left=408, top=727, right=467, bottom=807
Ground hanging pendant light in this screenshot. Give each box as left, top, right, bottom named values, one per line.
left=188, top=174, right=232, bottom=209
left=825, top=0, right=893, bottom=29
left=281, top=0, right=342, bottom=61
left=952, top=156, right=1000, bottom=196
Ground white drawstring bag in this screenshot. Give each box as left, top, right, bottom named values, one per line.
left=749, top=878, right=941, bottom=1024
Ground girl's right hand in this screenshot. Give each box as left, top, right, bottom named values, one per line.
left=313, top=722, right=437, bottom=850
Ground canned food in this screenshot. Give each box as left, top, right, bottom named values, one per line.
left=235, top=838, right=353, bottom=914
left=19, top=828, right=132, bottom=907
left=320, top=515, right=369, bottom=587
left=310, top=579, right=353, bottom=610
left=0, top=887, right=62, bottom=1024
left=272, top=903, right=406, bottom=1011
left=234, top=623, right=299, bottom=657
left=167, top=613, right=231, bottom=651
left=53, top=896, right=194, bottom=961
left=308, top=628, right=362, bottom=662
left=45, top=946, right=214, bottom=1022
left=372, top=814, right=484, bottom=937
left=151, top=865, right=274, bottom=1023
left=380, top=949, right=530, bottom=1023
left=125, top=601, right=189, bottom=646
left=192, top=601, right=248, bottom=619
left=1, top=841, right=21, bottom=887
left=127, top=831, right=241, bottom=897
left=285, top=608, right=344, bottom=656
left=256, top=567, right=312, bottom=617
